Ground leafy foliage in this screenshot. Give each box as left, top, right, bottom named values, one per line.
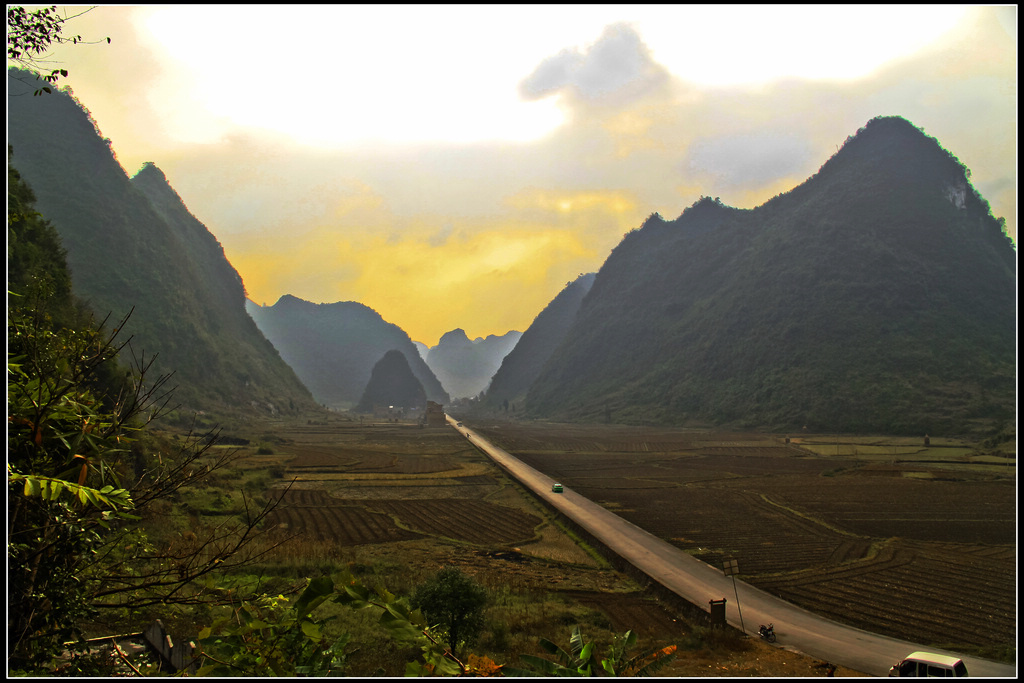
left=7, top=164, right=294, bottom=672
left=196, top=578, right=350, bottom=676
left=7, top=295, right=157, bottom=666
left=507, top=625, right=677, bottom=677
left=410, top=566, right=489, bottom=653
left=7, top=156, right=72, bottom=309
left=6, top=5, right=109, bottom=94
left=197, top=572, right=500, bottom=677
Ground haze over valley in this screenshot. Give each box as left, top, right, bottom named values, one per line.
left=11, top=6, right=1015, bottom=347
left=7, top=8, right=1017, bottom=676
left=7, top=6, right=1016, bottom=431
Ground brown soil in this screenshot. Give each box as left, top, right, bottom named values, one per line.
left=210, top=416, right=1013, bottom=674
left=473, top=420, right=1015, bottom=659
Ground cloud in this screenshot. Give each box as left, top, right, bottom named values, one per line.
left=685, top=131, right=815, bottom=188
left=57, top=6, right=1011, bottom=346
left=519, top=22, right=669, bottom=105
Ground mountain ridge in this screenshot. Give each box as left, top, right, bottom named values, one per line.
left=523, top=116, right=1016, bottom=434
left=425, top=328, right=522, bottom=400
left=483, top=272, right=597, bottom=411
left=246, top=295, right=449, bottom=409
left=7, top=69, right=319, bottom=417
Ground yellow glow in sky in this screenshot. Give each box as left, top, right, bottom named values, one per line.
left=17, top=5, right=1017, bottom=346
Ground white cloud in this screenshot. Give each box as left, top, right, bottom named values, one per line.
left=685, top=131, right=815, bottom=188
left=519, top=22, right=668, bottom=104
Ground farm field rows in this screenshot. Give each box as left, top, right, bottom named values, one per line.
left=233, top=417, right=867, bottom=676
left=467, top=420, right=1016, bottom=658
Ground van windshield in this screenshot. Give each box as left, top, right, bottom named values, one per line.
left=953, top=661, right=968, bottom=677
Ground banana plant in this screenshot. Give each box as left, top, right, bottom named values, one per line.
left=507, top=625, right=677, bottom=677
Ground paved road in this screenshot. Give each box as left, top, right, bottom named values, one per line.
left=450, top=417, right=1016, bottom=678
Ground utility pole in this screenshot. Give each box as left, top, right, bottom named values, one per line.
left=723, top=558, right=746, bottom=635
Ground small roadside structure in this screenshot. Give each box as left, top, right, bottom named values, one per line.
left=424, top=401, right=446, bottom=427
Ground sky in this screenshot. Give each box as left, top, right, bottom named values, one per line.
left=13, top=5, right=1018, bottom=346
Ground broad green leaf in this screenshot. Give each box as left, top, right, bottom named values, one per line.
left=300, top=620, right=321, bottom=640
left=343, top=582, right=370, bottom=602
left=25, top=476, right=41, bottom=497
left=294, top=576, right=334, bottom=619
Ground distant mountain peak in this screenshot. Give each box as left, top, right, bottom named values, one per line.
left=822, top=114, right=973, bottom=186
left=426, top=327, right=523, bottom=399
left=355, top=349, right=427, bottom=412
left=133, top=160, right=167, bottom=180
left=247, top=296, right=448, bottom=408
left=438, top=328, right=471, bottom=345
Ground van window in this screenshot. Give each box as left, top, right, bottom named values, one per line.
left=899, top=660, right=923, bottom=676
left=926, top=664, right=948, bottom=676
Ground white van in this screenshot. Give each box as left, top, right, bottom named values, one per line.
left=889, top=651, right=968, bottom=677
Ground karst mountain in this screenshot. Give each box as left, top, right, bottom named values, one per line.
left=354, top=349, right=428, bottom=414
left=7, top=71, right=1013, bottom=434
left=483, top=273, right=596, bottom=411
left=522, top=116, right=1016, bottom=434
left=7, top=68, right=317, bottom=417
left=246, top=296, right=449, bottom=410
left=425, top=328, right=522, bottom=400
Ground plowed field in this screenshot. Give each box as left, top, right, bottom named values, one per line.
left=470, top=421, right=1016, bottom=655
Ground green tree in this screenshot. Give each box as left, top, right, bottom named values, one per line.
left=6, top=5, right=109, bottom=94
left=197, top=572, right=504, bottom=676
left=410, top=566, right=489, bottom=654
left=7, top=158, right=289, bottom=672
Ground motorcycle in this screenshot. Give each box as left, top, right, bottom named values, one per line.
left=758, top=623, right=777, bottom=643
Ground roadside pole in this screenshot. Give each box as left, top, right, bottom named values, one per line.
left=723, top=558, right=746, bottom=635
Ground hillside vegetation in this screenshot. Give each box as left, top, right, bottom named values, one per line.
left=525, top=117, right=1016, bottom=435
left=7, top=68, right=318, bottom=419
left=483, top=273, right=596, bottom=411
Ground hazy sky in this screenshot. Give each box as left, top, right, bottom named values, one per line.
left=16, top=5, right=1017, bottom=345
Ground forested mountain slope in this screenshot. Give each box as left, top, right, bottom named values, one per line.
left=7, top=68, right=317, bottom=417
left=525, top=116, right=1016, bottom=435
left=483, top=273, right=596, bottom=411
left=246, top=296, right=449, bottom=410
